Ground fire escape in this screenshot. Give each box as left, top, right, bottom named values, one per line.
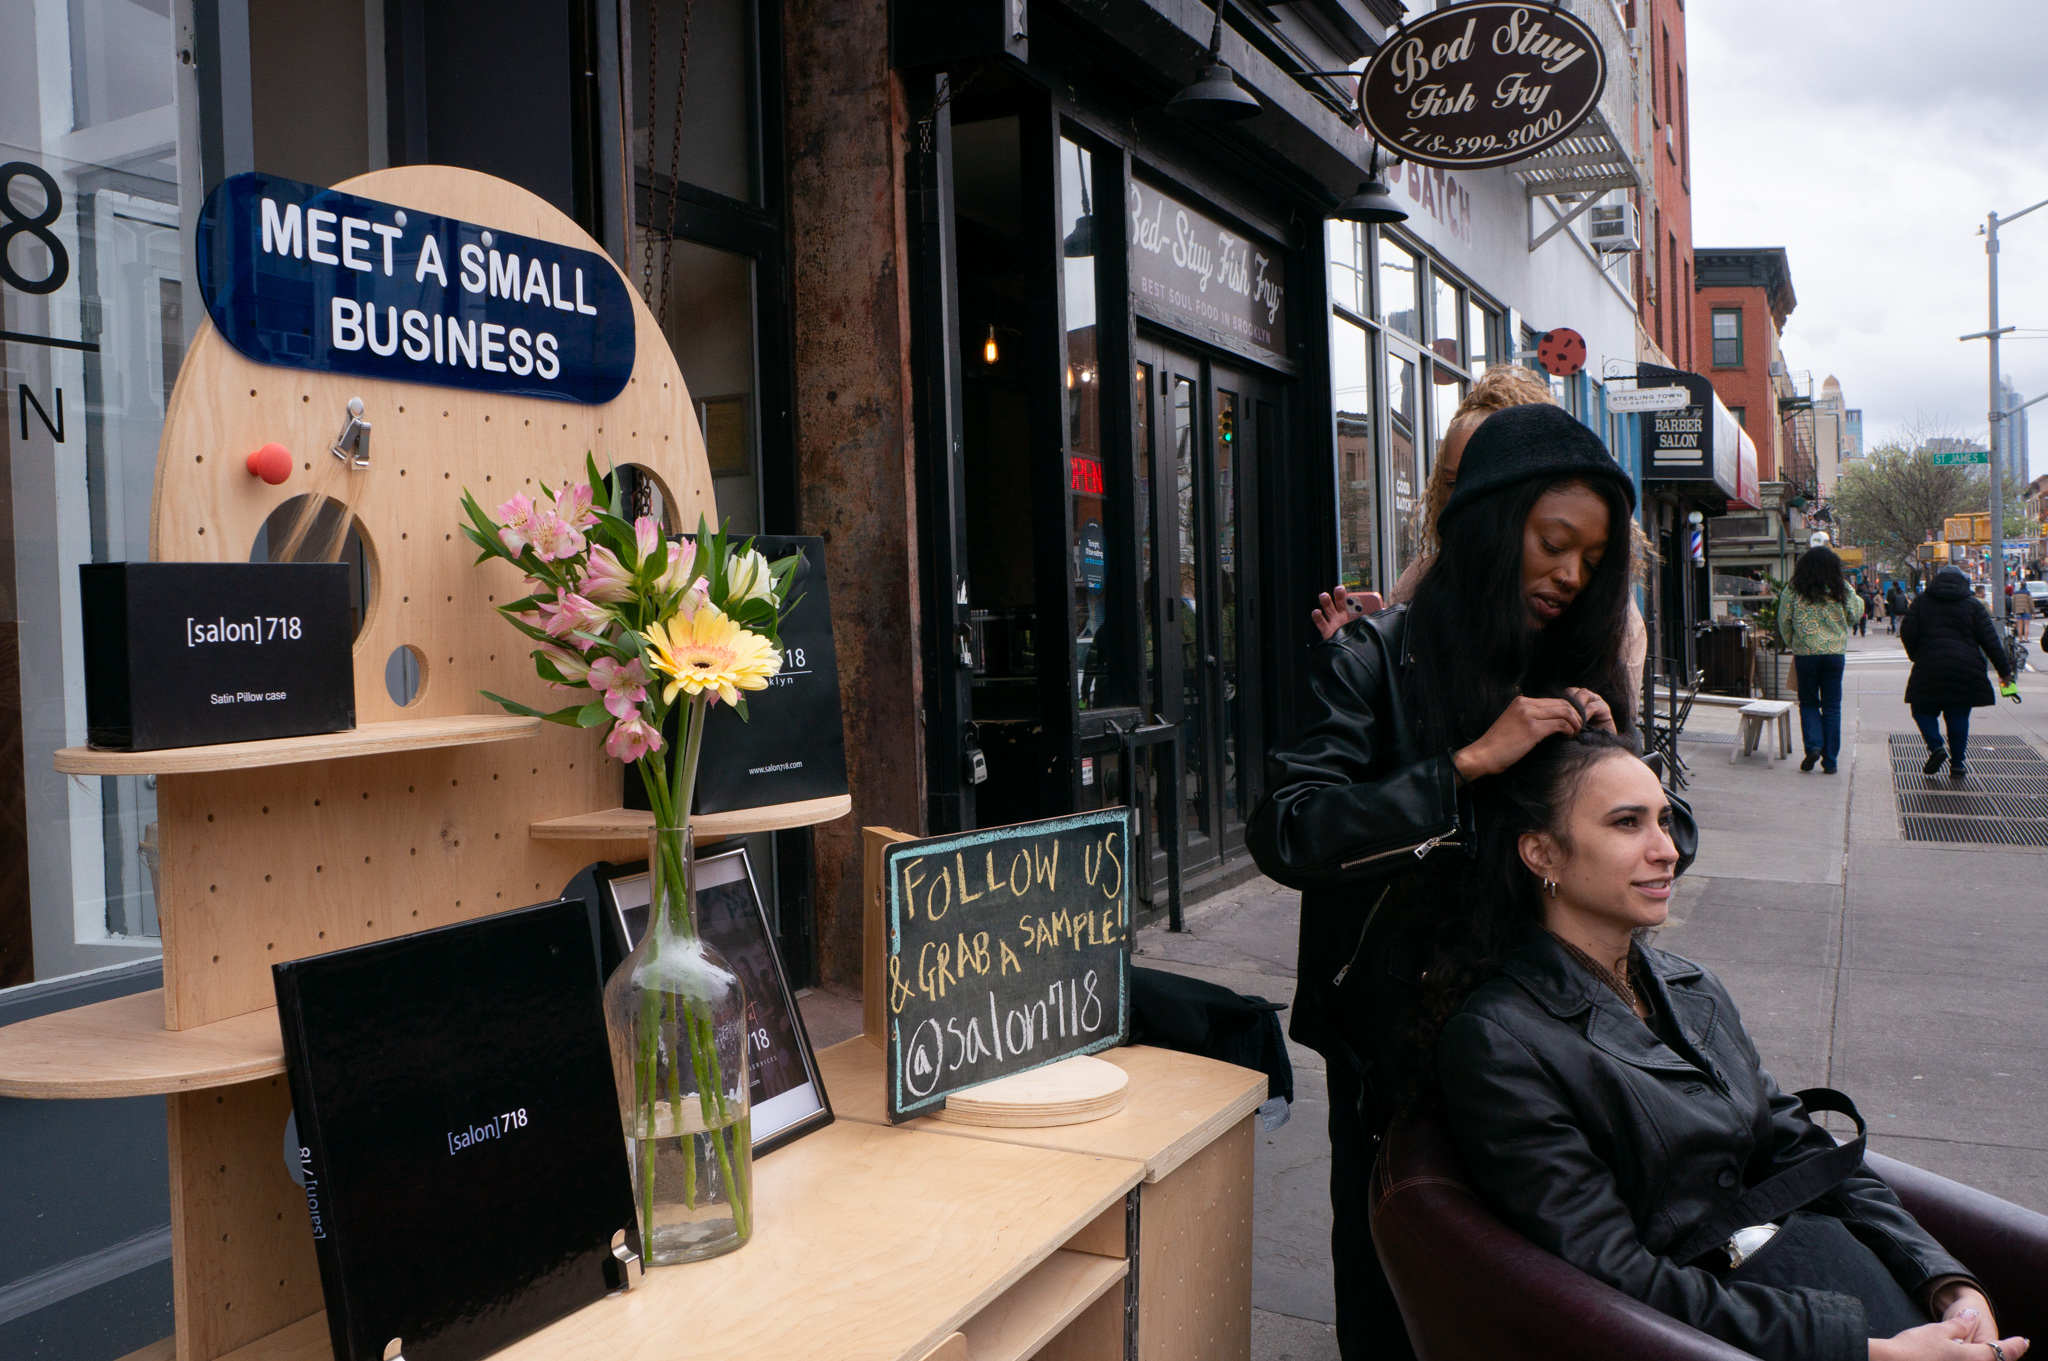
left=1777, top=367, right=1818, bottom=501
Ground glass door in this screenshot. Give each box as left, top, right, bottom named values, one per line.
left=1135, top=338, right=1270, bottom=878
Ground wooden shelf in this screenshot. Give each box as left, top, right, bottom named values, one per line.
left=212, top=1120, right=1139, bottom=1361
left=816, top=1040, right=1268, bottom=1184
left=528, top=793, right=853, bottom=841
left=53, top=714, right=541, bottom=775
left=960, top=1250, right=1127, bottom=1361
left=0, top=990, right=283, bottom=1098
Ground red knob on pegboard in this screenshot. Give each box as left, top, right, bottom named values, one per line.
left=246, top=443, right=293, bottom=484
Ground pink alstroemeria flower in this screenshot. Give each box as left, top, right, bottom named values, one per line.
left=535, top=644, right=591, bottom=688
left=528, top=511, right=587, bottom=563
left=633, top=516, right=662, bottom=566
left=497, top=493, right=536, bottom=554
left=605, top=714, right=664, bottom=763
left=554, top=482, right=598, bottom=530
left=581, top=546, right=636, bottom=603
left=588, top=656, right=651, bottom=721
left=538, top=592, right=608, bottom=650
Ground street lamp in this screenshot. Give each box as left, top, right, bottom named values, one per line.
left=1961, top=194, right=2048, bottom=623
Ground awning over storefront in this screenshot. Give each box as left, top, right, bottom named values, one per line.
left=1639, top=367, right=1757, bottom=511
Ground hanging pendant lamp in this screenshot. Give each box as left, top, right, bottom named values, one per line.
left=1333, top=145, right=1408, bottom=225
left=1168, top=3, right=1260, bottom=121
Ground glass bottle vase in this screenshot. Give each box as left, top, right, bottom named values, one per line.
left=603, top=824, right=753, bottom=1264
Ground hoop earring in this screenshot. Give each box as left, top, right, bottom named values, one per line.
left=1543, top=878, right=1558, bottom=898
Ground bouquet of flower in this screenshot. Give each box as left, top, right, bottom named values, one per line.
left=460, top=457, right=798, bottom=1260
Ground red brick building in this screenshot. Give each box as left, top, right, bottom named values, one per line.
left=1694, top=247, right=1801, bottom=485
left=1629, top=0, right=1695, bottom=370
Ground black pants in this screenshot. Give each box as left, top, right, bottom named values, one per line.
left=1327, top=1057, right=1416, bottom=1361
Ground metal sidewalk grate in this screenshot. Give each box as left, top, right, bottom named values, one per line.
left=1889, top=734, right=2048, bottom=845
left=1898, top=815, right=2048, bottom=847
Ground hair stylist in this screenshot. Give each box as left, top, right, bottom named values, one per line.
left=1248, top=404, right=1650, bottom=1361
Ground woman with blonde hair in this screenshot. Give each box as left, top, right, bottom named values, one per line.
left=1311, top=366, right=1652, bottom=693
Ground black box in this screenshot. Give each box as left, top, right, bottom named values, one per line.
left=82, top=562, right=356, bottom=750
left=272, top=899, right=637, bottom=1361
left=626, top=536, right=849, bottom=814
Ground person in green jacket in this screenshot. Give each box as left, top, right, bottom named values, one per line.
left=1778, top=546, right=1864, bottom=773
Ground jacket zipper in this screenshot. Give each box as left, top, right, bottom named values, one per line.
left=1334, top=886, right=1393, bottom=987
left=1339, top=831, right=1460, bottom=871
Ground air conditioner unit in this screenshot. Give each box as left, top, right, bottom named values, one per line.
left=1588, top=203, right=1641, bottom=253
left=1768, top=360, right=1788, bottom=377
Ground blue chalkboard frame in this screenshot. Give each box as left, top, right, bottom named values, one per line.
left=195, top=172, right=634, bottom=404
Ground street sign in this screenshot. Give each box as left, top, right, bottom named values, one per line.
left=1607, top=386, right=1692, bottom=413
left=1930, top=448, right=1990, bottom=465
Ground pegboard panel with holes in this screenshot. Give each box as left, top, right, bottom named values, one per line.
left=142, top=165, right=712, bottom=1032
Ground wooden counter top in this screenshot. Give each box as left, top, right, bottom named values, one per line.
left=216, top=1119, right=1142, bottom=1361
left=815, top=1040, right=1267, bottom=1184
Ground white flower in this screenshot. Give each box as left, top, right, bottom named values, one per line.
left=725, top=547, right=777, bottom=606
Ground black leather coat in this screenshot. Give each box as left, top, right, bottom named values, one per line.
left=1245, top=608, right=1471, bottom=1084
left=1902, top=572, right=2011, bottom=710
left=1439, top=926, right=1973, bottom=1361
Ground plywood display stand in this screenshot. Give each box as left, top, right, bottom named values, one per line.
left=0, top=167, right=853, bottom=1361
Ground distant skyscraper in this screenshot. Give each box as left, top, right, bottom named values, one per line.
left=2000, top=374, right=2031, bottom=484
left=1844, top=408, right=1863, bottom=460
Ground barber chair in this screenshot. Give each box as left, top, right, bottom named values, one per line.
left=1372, top=1112, right=2048, bottom=1360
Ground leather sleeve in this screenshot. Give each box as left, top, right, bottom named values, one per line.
left=1747, top=1045, right=1981, bottom=1304
left=1245, top=629, right=1463, bottom=892
left=1969, top=601, right=2013, bottom=683
left=1437, top=1013, right=1870, bottom=1361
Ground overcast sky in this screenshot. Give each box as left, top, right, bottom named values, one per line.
left=1689, top=1, right=2048, bottom=451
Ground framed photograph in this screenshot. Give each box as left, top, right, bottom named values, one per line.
left=591, top=846, right=832, bottom=1155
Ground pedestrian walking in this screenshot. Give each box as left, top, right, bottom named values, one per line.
left=1855, top=578, right=1878, bottom=636
left=1251, top=403, right=1651, bottom=1361
left=2016, top=584, right=2035, bottom=641
left=1777, top=546, right=1863, bottom=773
left=1901, top=564, right=2019, bottom=779
left=1885, top=581, right=1908, bottom=635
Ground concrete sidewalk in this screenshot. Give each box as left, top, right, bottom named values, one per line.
left=1131, top=623, right=2048, bottom=1360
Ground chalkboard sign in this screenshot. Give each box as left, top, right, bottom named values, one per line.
left=882, top=809, right=1133, bottom=1123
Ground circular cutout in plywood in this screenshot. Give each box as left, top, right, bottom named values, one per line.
left=250, top=494, right=376, bottom=642
left=930, top=1054, right=1130, bottom=1128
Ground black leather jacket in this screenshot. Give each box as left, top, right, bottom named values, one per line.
left=1245, top=608, right=1472, bottom=1072
left=1439, top=926, right=1973, bottom=1361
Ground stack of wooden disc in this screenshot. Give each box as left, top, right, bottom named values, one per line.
left=932, top=1055, right=1131, bottom=1128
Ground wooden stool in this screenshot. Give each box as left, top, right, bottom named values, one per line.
left=1732, top=699, right=1795, bottom=766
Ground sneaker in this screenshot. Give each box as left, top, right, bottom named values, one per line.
left=1950, top=759, right=1970, bottom=780
left=1823, top=762, right=1838, bottom=774
left=1923, top=750, right=1946, bottom=776
left=1800, top=753, right=1820, bottom=772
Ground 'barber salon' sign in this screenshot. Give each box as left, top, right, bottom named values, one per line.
left=1360, top=3, right=1607, bottom=171
left=1128, top=180, right=1287, bottom=367
left=196, top=173, right=634, bottom=403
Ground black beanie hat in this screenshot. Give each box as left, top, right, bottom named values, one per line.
left=1440, top=402, right=1636, bottom=525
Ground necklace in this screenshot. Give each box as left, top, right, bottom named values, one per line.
left=1553, top=934, right=1642, bottom=1015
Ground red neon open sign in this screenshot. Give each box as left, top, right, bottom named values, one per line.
left=1069, top=456, right=1104, bottom=496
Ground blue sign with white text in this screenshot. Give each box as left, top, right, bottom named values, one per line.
left=196, top=173, right=634, bottom=404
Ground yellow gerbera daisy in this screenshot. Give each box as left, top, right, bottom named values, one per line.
left=644, top=606, right=781, bottom=707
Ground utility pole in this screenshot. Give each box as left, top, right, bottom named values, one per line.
left=1965, top=197, right=2048, bottom=622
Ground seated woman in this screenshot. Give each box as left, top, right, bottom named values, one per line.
left=1422, top=726, right=2028, bottom=1361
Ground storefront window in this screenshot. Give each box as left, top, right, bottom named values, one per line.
left=653, top=237, right=761, bottom=533
left=1171, top=375, right=1206, bottom=835
left=1389, top=354, right=1422, bottom=575
left=3, top=0, right=185, bottom=983
left=1432, top=274, right=1461, bottom=361
left=634, top=0, right=758, bottom=206
left=1332, top=316, right=1376, bottom=593
left=1432, top=377, right=1467, bottom=464
left=1468, top=298, right=1495, bottom=370
left=1379, top=238, right=1419, bottom=340
left=1326, top=220, right=1365, bottom=317
left=1060, top=137, right=1117, bottom=710
left=1136, top=363, right=1154, bottom=688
